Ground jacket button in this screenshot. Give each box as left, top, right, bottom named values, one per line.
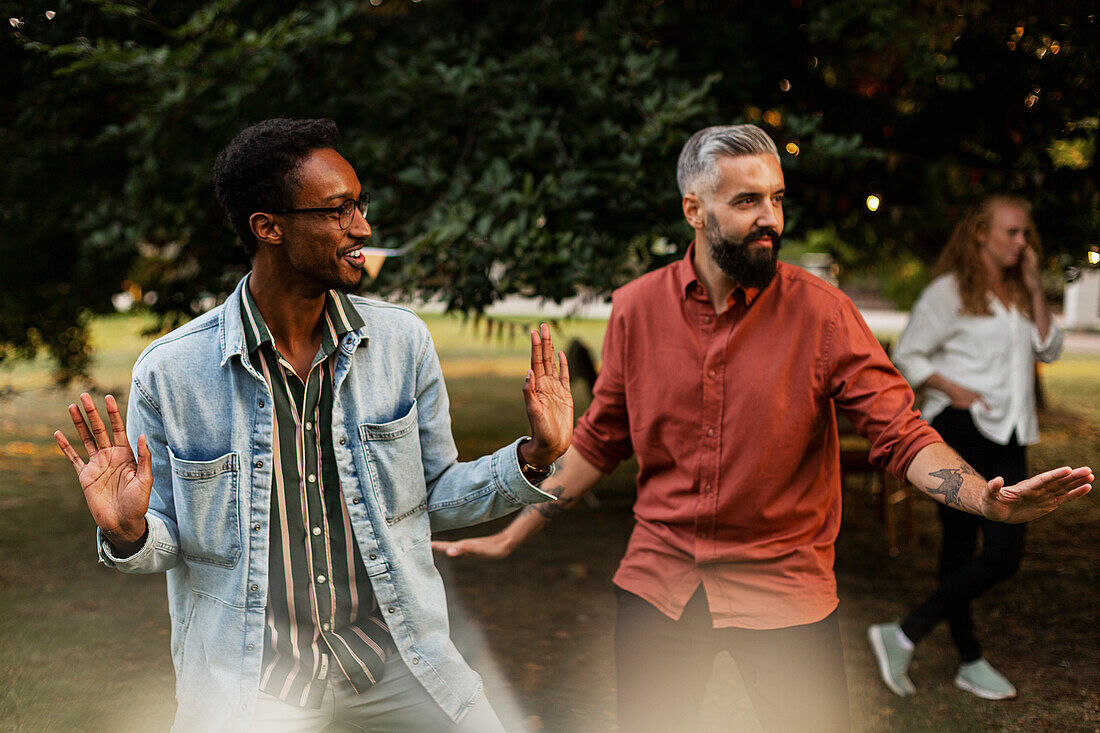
left=247, top=643, right=254, bottom=650
left=352, top=498, right=360, bottom=504
left=258, top=400, right=264, bottom=408
left=388, top=607, right=395, bottom=614
left=412, top=657, right=419, bottom=665
left=369, top=554, right=377, bottom=560
left=339, top=438, right=346, bottom=445
left=253, top=524, right=261, bottom=532
left=255, top=460, right=263, bottom=469
left=250, top=584, right=259, bottom=592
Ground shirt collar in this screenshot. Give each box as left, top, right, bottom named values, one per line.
left=676, top=241, right=762, bottom=307
left=239, top=275, right=365, bottom=357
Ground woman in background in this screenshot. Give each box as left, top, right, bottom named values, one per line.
left=868, top=194, right=1064, bottom=700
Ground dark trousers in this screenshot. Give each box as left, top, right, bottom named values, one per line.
left=901, top=408, right=1027, bottom=663
left=615, top=586, right=850, bottom=733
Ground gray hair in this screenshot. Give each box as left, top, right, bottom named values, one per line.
left=676, top=124, right=781, bottom=197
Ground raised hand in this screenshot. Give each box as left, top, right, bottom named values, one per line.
left=54, top=393, right=152, bottom=552
left=521, top=323, right=573, bottom=467
left=1020, top=246, right=1042, bottom=295
left=981, top=465, right=1093, bottom=523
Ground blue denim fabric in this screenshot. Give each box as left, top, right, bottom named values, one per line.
left=98, top=275, right=552, bottom=731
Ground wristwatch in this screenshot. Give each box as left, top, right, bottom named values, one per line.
left=517, top=439, right=554, bottom=484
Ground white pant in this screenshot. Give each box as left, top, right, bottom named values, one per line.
left=248, top=655, right=505, bottom=732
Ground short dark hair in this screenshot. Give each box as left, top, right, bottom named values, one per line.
left=213, top=118, right=341, bottom=257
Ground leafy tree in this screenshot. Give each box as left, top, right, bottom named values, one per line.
left=2, top=0, right=1096, bottom=377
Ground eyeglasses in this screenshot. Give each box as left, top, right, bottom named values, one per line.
left=275, top=193, right=370, bottom=230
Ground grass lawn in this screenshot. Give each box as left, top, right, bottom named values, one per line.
left=1, top=312, right=1097, bottom=732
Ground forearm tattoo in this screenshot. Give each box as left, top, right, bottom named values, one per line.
left=926, top=462, right=982, bottom=508
left=526, top=483, right=579, bottom=521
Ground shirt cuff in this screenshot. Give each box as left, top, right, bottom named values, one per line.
left=1032, top=323, right=1064, bottom=362
left=493, top=438, right=557, bottom=504
left=97, top=518, right=155, bottom=568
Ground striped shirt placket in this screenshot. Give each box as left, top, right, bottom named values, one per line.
left=241, top=281, right=391, bottom=709
left=283, top=353, right=329, bottom=706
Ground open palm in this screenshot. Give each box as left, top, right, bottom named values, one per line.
left=522, top=323, right=573, bottom=464
left=981, top=465, right=1093, bottom=523
left=55, top=393, right=152, bottom=545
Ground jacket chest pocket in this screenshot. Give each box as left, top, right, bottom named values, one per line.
left=167, top=448, right=242, bottom=568
left=359, top=401, right=428, bottom=525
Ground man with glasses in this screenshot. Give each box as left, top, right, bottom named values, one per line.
left=54, top=118, right=574, bottom=731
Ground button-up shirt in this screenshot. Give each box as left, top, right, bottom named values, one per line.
left=240, top=284, right=392, bottom=707
left=100, top=275, right=553, bottom=730
left=570, top=246, right=941, bottom=630
left=892, top=273, right=1063, bottom=446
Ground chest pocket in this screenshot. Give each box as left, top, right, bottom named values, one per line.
left=359, top=401, right=428, bottom=525
left=167, top=448, right=242, bottom=568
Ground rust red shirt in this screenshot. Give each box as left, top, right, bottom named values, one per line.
left=571, top=248, right=941, bottom=629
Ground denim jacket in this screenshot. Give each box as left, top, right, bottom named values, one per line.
left=99, top=276, right=552, bottom=731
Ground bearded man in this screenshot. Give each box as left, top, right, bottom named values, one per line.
left=433, top=124, right=1093, bottom=732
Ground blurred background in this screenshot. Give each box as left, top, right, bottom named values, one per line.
left=1, top=1, right=1098, bottom=731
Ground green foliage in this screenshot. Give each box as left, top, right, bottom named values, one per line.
left=3, top=0, right=1097, bottom=376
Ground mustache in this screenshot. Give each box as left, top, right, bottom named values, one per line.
left=738, top=226, right=781, bottom=248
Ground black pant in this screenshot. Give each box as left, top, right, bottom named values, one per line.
left=901, top=408, right=1027, bottom=663
left=615, top=586, right=850, bottom=733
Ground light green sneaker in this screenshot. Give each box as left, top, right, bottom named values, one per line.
left=955, top=658, right=1017, bottom=700
left=867, top=622, right=916, bottom=696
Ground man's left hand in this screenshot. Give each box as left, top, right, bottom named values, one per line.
left=981, top=465, right=1093, bottom=523
left=520, top=323, right=573, bottom=467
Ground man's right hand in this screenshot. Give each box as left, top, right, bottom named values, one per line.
left=55, top=393, right=152, bottom=554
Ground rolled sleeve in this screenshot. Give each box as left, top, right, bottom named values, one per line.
left=827, top=300, right=943, bottom=481
left=1032, top=322, right=1064, bottom=363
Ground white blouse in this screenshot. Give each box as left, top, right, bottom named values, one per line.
left=893, top=273, right=1063, bottom=446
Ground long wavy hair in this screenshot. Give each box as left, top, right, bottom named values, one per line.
left=933, top=194, right=1039, bottom=317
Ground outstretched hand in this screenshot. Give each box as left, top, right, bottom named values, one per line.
left=54, top=393, right=152, bottom=550
left=521, top=323, right=573, bottom=466
left=432, top=532, right=515, bottom=560
left=981, top=465, right=1093, bottom=523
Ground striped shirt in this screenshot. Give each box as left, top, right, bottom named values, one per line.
left=241, top=281, right=392, bottom=708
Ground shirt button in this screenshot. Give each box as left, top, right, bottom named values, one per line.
left=312, top=527, right=321, bottom=536
left=255, top=460, right=263, bottom=469
left=707, top=428, right=715, bottom=436
left=708, top=370, right=716, bottom=378
left=305, top=421, right=313, bottom=431
left=250, top=584, right=259, bottom=592
left=316, top=574, right=326, bottom=584
left=322, top=623, right=331, bottom=632
left=308, top=474, right=317, bottom=483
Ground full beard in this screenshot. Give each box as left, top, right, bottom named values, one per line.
left=705, top=217, right=782, bottom=290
